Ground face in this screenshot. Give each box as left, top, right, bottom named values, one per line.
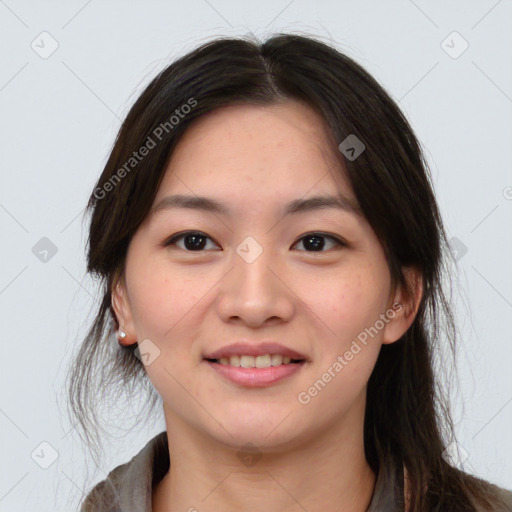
left=112, top=100, right=417, bottom=452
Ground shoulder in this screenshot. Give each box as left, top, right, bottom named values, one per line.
left=459, top=471, right=512, bottom=512
left=471, top=480, right=512, bottom=512
left=80, top=456, right=136, bottom=512
left=403, top=466, right=512, bottom=511
left=80, top=431, right=169, bottom=512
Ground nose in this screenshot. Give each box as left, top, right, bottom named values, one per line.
left=215, top=242, right=295, bottom=328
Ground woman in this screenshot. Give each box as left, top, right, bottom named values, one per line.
left=67, top=33, right=512, bottom=511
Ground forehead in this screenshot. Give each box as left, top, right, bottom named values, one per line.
left=154, top=100, right=354, bottom=206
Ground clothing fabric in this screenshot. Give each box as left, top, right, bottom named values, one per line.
left=79, top=431, right=395, bottom=511
left=79, top=431, right=512, bottom=512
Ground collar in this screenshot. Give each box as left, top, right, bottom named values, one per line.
left=82, top=431, right=397, bottom=511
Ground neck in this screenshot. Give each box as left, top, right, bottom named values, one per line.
left=153, top=402, right=376, bottom=512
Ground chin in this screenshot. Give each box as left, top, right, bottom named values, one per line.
left=205, top=410, right=307, bottom=452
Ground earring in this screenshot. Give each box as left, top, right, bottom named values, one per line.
left=117, top=328, right=137, bottom=348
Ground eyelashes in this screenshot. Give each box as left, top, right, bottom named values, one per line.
left=163, top=230, right=348, bottom=253
left=163, top=231, right=218, bottom=251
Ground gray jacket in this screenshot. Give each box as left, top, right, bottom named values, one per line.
left=80, top=431, right=512, bottom=511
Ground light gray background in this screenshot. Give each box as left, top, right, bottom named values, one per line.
left=1, top=1, right=511, bottom=510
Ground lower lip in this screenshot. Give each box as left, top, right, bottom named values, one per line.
left=204, top=360, right=305, bottom=387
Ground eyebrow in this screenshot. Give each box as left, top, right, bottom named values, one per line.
left=150, top=193, right=362, bottom=218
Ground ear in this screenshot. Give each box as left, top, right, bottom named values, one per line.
left=381, top=266, right=423, bottom=345
left=111, top=273, right=137, bottom=347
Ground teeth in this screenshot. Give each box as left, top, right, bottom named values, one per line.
left=255, top=354, right=271, bottom=368
left=270, top=354, right=283, bottom=366
left=214, top=354, right=300, bottom=368
left=240, top=355, right=254, bottom=368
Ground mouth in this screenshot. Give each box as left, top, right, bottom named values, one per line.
left=204, top=354, right=306, bottom=368
left=202, top=342, right=309, bottom=386
left=203, top=357, right=306, bottom=387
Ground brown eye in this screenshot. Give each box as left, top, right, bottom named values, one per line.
left=164, top=231, right=219, bottom=251
left=293, top=233, right=346, bottom=252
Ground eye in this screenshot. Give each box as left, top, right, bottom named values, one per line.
left=292, top=232, right=346, bottom=252
left=163, top=231, right=219, bottom=251
left=163, top=231, right=347, bottom=253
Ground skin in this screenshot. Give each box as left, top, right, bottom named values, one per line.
left=112, top=100, right=422, bottom=512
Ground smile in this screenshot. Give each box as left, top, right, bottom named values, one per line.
left=204, top=357, right=307, bottom=387
left=205, top=354, right=304, bottom=368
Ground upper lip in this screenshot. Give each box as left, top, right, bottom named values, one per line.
left=203, top=342, right=308, bottom=361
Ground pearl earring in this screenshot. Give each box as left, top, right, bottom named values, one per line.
left=118, top=330, right=127, bottom=339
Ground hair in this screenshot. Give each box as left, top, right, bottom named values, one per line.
left=66, top=32, right=512, bottom=511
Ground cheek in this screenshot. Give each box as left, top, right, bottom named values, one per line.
left=125, top=255, right=200, bottom=338
left=305, top=264, right=390, bottom=346
left=297, top=268, right=388, bottom=413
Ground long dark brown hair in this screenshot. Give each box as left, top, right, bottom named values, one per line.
left=66, top=32, right=512, bottom=511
